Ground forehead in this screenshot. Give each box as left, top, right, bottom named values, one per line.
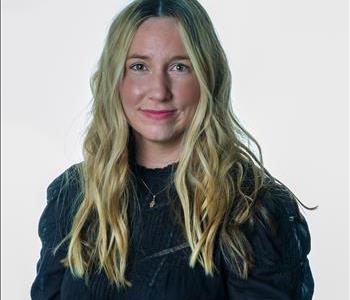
left=128, top=17, right=188, bottom=57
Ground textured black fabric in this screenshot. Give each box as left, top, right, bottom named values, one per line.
left=31, top=162, right=314, bottom=299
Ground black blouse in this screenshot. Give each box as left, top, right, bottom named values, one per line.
left=31, top=162, right=314, bottom=299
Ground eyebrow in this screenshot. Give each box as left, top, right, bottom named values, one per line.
left=127, top=54, right=190, bottom=61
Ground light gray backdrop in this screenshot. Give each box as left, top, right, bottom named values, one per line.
left=2, top=0, right=348, bottom=299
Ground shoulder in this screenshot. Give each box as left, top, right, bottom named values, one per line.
left=231, top=162, right=311, bottom=251
left=249, top=178, right=312, bottom=270
left=224, top=177, right=314, bottom=298
left=47, top=162, right=83, bottom=200
left=39, top=162, right=84, bottom=243
left=46, top=162, right=84, bottom=214
left=46, top=162, right=84, bottom=220
left=222, top=163, right=314, bottom=297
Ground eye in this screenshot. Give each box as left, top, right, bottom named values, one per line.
left=130, top=63, right=147, bottom=72
left=171, top=63, right=190, bottom=72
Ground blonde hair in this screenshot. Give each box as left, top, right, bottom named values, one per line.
left=55, top=0, right=317, bottom=289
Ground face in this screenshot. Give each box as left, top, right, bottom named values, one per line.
left=119, top=17, right=200, bottom=149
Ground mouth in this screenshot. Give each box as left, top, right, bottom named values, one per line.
left=141, top=109, right=177, bottom=120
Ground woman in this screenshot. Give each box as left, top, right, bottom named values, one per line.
left=31, top=0, right=316, bottom=299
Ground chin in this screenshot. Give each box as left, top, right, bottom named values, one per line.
left=144, top=136, right=173, bottom=143
left=141, top=132, right=178, bottom=143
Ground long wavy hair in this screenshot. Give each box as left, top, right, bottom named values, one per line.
left=55, top=0, right=317, bottom=289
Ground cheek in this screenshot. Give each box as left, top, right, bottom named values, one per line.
left=174, top=78, right=201, bottom=109
left=119, top=78, right=143, bottom=108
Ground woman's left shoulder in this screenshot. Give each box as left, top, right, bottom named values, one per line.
left=250, top=178, right=312, bottom=265
left=245, top=178, right=315, bottom=298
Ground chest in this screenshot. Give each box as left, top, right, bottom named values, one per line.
left=60, top=243, right=228, bottom=300
left=60, top=209, right=228, bottom=300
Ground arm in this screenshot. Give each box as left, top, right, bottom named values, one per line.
left=31, top=164, right=82, bottom=300
left=224, top=183, right=314, bottom=300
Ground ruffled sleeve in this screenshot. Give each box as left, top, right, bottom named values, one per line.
left=223, top=181, right=315, bottom=300
left=30, top=163, right=83, bottom=300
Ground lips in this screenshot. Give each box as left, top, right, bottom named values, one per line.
left=141, top=109, right=177, bottom=120
left=142, top=109, right=176, bottom=113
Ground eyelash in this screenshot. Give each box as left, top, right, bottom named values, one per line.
left=129, top=63, right=190, bottom=72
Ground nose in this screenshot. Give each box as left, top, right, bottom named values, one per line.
left=148, top=71, right=172, bottom=102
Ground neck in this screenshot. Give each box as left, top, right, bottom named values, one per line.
left=134, top=135, right=181, bottom=169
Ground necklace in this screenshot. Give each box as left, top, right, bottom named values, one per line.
left=139, top=177, right=171, bottom=208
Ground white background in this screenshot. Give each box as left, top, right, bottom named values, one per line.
left=2, top=0, right=348, bottom=299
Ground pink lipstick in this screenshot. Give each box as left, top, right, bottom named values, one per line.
left=141, top=109, right=177, bottom=120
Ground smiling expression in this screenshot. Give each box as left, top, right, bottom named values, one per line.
left=119, top=17, right=201, bottom=148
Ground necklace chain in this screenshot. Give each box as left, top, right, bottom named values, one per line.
left=136, top=162, right=177, bottom=208
left=139, top=177, right=171, bottom=208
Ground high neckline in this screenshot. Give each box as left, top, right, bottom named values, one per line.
left=135, top=161, right=178, bottom=171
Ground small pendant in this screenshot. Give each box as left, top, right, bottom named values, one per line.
left=149, top=195, right=156, bottom=208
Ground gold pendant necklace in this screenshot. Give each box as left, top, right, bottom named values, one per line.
left=149, top=195, right=156, bottom=208
left=139, top=177, right=170, bottom=208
